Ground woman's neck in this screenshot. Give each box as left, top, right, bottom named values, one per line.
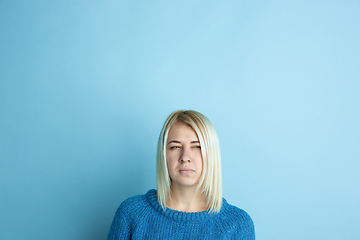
left=167, top=184, right=208, bottom=212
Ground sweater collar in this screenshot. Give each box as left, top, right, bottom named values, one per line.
left=146, top=189, right=226, bottom=222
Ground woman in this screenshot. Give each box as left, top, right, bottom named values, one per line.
left=107, top=110, right=255, bottom=239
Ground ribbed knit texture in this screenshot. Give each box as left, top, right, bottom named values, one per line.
left=107, top=189, right=255, bottom=239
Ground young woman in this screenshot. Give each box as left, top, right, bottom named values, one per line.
left=107, top=110, right=255, bottom=239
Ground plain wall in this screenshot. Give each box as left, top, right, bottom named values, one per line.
left=1, top=1, right=359, bottom=239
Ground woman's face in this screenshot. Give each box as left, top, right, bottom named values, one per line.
left=166, top=122, right=203, bottom=190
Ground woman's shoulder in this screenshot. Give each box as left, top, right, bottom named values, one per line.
left=114, top=189, right=160, bottom=220
left=218, top=199, right=255, bottom=237
left=107, top=190, right=157, bottom=239
left=116, top=189, right=155, bottom=213
left=222, top=199, right=253, bottom=221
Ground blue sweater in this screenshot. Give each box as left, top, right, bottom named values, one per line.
left=107, top=189, right=255, bottom=239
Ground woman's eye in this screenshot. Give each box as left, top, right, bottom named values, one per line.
left=170, top=146, right=180, bottom=149
left=194, top=146, right=201, bottom=149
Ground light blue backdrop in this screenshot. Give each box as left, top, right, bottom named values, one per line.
left=1, top=1, right=359, bottom=239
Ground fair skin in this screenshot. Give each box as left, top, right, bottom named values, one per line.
left=166, top=122, right=207, bottom=212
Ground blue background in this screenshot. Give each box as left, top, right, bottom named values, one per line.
left=1, top=1, right=359, bottom=239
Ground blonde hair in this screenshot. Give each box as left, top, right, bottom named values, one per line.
left=156, top=110, right=222, bottom=213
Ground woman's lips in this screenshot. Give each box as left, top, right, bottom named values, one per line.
left=179, top=168, right=195, bottom=175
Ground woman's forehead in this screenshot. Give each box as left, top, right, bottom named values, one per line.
left=167, top=122, right=199, bottom=141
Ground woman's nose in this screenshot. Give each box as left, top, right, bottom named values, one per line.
left=180, top=149, right=191, bottom=162
left=180, top=158, right=190, bottom=163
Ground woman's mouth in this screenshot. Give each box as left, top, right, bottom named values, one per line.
left=179, top=168, right=195, bottom=175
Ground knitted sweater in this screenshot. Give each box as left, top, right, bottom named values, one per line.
left=107, top=189, right=255, bottom=240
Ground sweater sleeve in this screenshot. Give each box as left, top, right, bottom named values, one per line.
left=224, top=206, right=255, bottom=240
left=243, top=215, right=255, bottom=240
left=239, top=209, right=255, bottom=240
left=107, top=202, right=132, bottom=240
